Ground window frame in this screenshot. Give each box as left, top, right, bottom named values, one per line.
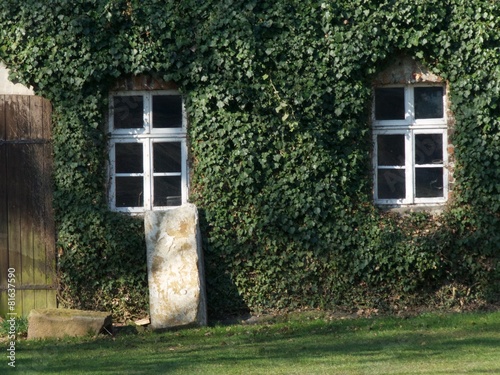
left=372, top=84, right=448, bottom=206
left=108, top=90, right=188, bottom=213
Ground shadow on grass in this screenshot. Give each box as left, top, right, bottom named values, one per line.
left=10, top=315, right=500, bottom=374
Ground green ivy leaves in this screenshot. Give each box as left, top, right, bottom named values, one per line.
left=1, top=0, right=499, bottom=318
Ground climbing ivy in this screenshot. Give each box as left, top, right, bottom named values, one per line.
left=1, top=0, right=498, bottom=319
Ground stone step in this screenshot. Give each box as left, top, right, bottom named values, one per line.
left=27, top=308, right=112, bottom=339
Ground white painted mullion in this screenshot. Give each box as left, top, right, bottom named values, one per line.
left=442, top=130, right=449, bottom=201
left=109, top=141, right=117, bottom=210
left=373, top=133, right=379, bottom=201
left=145, top=93, right=152, bottom=210
left=143, top=93, right=153, bottom=210
left=406, top=86, right=414, bottom=123
left=144, top=93, right=152, bottom=134
left=143, top=139, right=152, bottom=210
left=406, top=87, right=415, bottom=204
left=406, top=131, right=414, bottom=204
left=181, top=139, right=189, bottom=204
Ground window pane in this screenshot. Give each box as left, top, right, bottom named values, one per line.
left=415, top=134, right=443, bottom=165
left=414, top=87, right=443, bottom=119
left=113, top=96, right=143, bottom=129
left=415, top=168, right=443, bottom=198
left=154, top=142, right=181, bottom=173
left=154, top=176, right=182, bottom=206
left=375, top=88, right=405, bottom=120
left=377, top=169, right=405, bottom=199
left=152, top=95, right=183, bottom=128
left=116, top=177, right=143, bottom=207
left=377, top=135, right=405, bottom=166
left=115, top=143, right=143, bottom=173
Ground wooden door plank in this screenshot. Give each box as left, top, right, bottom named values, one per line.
left=33, top=289, right=47, bottom=310
left=21, top=95, right=31, bottom=139
left=42, top=97, right=52, bottom=140
left=30, top=96, right=44, bottom=140
left=23, top=289, right=35, bottom=315
left=43, top=142, right=56, bottom=299
left=6, top=96, right=30, bottom=140
left=0, top=143, right=8, bottom=293
left=0, top=291, right=7, bottom=316
left=20, top=143, right=36, bottom=294
left=34, top=103, right=56, bottom=310
left=46, top=290, right=57, bottom=308
left=7, top=144, right=23, bottom=295
left=5, top=95, right=16, bottom=140
left=0, top=95, right=5, bottom=140
left=43, top=99, right=56, bottom=310
left=14, top=290, right=24, bottom=315
left=33, top=143, right=47, bottom=292
left=0, top=97, right=8, bottom=316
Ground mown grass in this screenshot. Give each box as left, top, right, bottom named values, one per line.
left=4, top=310, right=500, bottom=374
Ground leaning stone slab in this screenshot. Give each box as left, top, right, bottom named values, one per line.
left=145, top=204, right=207, bottom=330
left=27, top=308, right=112, bottom=339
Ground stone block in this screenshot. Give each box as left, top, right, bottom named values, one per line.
left=27, top=308, right=112, bottom=339
left=0, top=62, right=34, bottom=95
left=372, top=55, right=442, bottom=86
left=110, top=74, right=178, bottom=91
left=145, top=204, right=207, bottom=329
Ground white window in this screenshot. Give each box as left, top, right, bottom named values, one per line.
left=373, top=85, right=448, bottom=205
left=108, top=90, right=188, bottom=213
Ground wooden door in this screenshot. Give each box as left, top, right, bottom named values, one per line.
left=0, top=95, right=56, bottom=317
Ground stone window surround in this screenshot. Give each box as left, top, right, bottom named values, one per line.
left=372, top=56, right=455, bottom=212
left=108, top=75, right=189, bottom=214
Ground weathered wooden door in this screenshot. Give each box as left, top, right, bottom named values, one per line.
left=0, top=95, right=56, bottom=317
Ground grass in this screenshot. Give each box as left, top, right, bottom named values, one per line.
left=3, top=310, right=500, bottom=374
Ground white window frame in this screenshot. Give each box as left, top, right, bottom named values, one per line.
left=373, top=84, right=448, bottom=206
left=108, top=90, right=188, bottom=213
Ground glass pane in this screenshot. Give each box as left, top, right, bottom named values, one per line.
left=375, top=87, right=405, bottom=120
left=415, top=134, right=443, bottom=165
left=115, top=143, right=143, bottom=173
left=116, top=177, right=143, bottom=207
left=154, top=176, right=182, bottom=206
left=113, top=96, right=143, bottom=129
left=152, top=95, right=183, bottom=128
left=414, top=87, right=443, bottom=119
left=415, top=168, right=443, bottom=198
left=377, top=135, right=405, bottom=166
left=377, top=169, right=405, bottom=199
left=154, top=142, right=181, bottom=173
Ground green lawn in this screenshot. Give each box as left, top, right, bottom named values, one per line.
left=5, top=310, right=500, bottom=374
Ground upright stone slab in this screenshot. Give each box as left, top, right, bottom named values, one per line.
left=145, top=204, right=207, bottom=329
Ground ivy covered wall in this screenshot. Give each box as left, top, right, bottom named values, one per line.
left=1, top=0, right=499, bottom=319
